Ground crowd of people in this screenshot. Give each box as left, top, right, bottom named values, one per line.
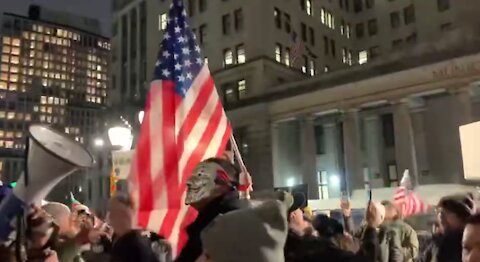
left=0, top=157, right=480, bottom=262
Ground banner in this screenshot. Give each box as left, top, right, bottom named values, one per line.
left=460, top=121, right=480, bottom=180
left=112, top=150, right=134, bottom=180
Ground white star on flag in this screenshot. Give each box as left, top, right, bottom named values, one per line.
left=162, top=69, right=171, bottom=77
left=162, top=51, right=171, bottom=58
left=196, top=58, right=203, bottom=65
left=175, top=26, right=181, bottom=33
left=195, top=46, right=201, bottom=53
left=177, top=75, right=185, bottom=82
left=186, top=72, right=193, bottom=80
left=182, top=48, right=190, bottom=55
left=155, top=60, right=160, bottom=66
left=184, top=60, right=192, bottom=67
left=174, top=63, right=182, bottom=71
left=164, top=33, right=171, bottom=40
left=178, top=36, right=186, bottom=43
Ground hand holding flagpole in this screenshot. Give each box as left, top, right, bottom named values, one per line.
left=229, top=135, right=252, bottom=199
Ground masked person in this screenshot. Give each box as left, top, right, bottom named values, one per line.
left=176, top=158, right=248, bottom=262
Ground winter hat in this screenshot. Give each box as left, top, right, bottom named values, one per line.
left=201, top=200, right=288, bottom=262
left=312, top=214, right=344, bottom=238
left=438, top=194, right=473, bottom=221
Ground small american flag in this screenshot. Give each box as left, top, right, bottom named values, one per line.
left=129, top=0, right=232, bottom=255
left=290, top=31, right=304, bottom=66
left=393, top=170, right=430, bottom=217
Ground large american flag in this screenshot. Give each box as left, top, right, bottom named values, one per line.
left=129, top=0, right=232, bottom=255
left=393, top=171, right=429, bottom=217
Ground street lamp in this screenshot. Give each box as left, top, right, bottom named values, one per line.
left=94, top=138, right=105, bottom=147
left=108, top=125, right=133, bottom=151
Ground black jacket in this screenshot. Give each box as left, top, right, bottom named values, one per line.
left=111, top=230, right=159, bottom=262
left=284, top=227, right=379, bottom=262
left=419, top=231, right=463, bottom=262
left=175, top=191, right=247, bottom=262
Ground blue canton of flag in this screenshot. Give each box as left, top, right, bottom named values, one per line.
left=154, top=0, right=204, bottom=97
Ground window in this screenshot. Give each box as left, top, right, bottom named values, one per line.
left=346, top=24, right=351, bottom=38
left=223, top=83, right=236, bottom=104
left=158, top=13, right=168, bottom=31
left=199, top=24, right=207, bottom=44
left=284, top=14, right=291, bottom=33
left=222, top=14, right=232, bottom=35
left=390, top=12, right=400, bottom=28
left=301, top=23, right=307, bottom=41
left=285, top=48, right=291, bottom=66
left=392, top=39, right=403, bottom=48
left=314, top=125, right=325, bottom=154
left=366, top=0, right=375, bottom=8
left=223, top=49, right=233, bottom=66
left=302, top=55, right=308, bottom=73
left=353, top=0, right=363, bottom=13
left=309, top=27, right=315, bottom=45
left=237, top=79, right=246, bottom=99
left=440, top=23, right=452, bottom=31
left=188, top=0, right=195, bottom=16
left=306, top=0, right=313, bottom=15
left=358, top=50, right=368, bottom=64
left=355, top=23, right=364, bottom=38
left=234, top=9, right=244, bottom=31
left=369, top=46, right=380, bottom=59
left=406, top=32, right=417, bottom=44
left=382, top=114, right=395, bottom=147
left=199, top=0, right=207, bottom=12
left=388, top=164, right=399, bottom=187
left=236, top=44, right=245, bottom=64
left=300, top=0, right=306, bottom=10
left=330, top=39, right=336, bottom=57
left=404, top=5, right=416, bottom=24
left=437, top=0, right=450, bottom=12
left=309, top=59, right=315, bottom=76
left=368, top=19, right=378, bottom=36
left=317, top=171, right=329, bottom=199
left=342, top=47, right=347, bottom=63
left=323, top=36, right=329, bottom=55
left=274, top=8, right=282, bottom=29
left=275, top=43, right=282, bottom=62
left=321, top=8, right=335, bottom=29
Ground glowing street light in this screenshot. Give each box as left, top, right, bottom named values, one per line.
left=286, top=177, right=295, bottom=187
left=138, top=111, right=145, bottom=124
left=94, top=138, right=104, bottom=147
left=108, top=125, right=133, bottom=151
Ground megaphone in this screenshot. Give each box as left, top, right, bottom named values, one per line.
left=0, top=125, right=94, bottom=240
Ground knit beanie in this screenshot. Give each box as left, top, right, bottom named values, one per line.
left=201, top=200, right=288, bottom=262
left=438, top=195, right=473, bottom=221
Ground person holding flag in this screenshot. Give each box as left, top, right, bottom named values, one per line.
left=127, top=0, right=245, bottom=260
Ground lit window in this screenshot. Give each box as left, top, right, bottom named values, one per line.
left=275, top=44, right=282, bottom=63
left=159, top=13, right=168, bottom=30
left=10, top=66, right=18, bottom=73
left=16, top=112, right=23, bottom=121
left=41, top=96, right=47, bottom=104
left=28, top=69, right=34, bottom=75
left=0, top=131, right=3, bottom=137
left=223, top=49, right=233, bottom=66
left=25, top=114, right=31, bottom=121
left=9, top=74, right=18, bottom=82
left=302, top=56, right=308, bottom=73
left=40, top=115, right=45, bottom=122
left=48, top=97, right=54, bottom=104
left=236, top=45, right=246, bottom=64
left=42, top=79, right=47, bottom=87
left=285, top=48, right=291, bottom=66
left=1, top=64, right=7, bottom=72
left=2, top=37, right=11, bottom=45
left=47, top=116, right=52, bottom=123
left=9, top=83, right=17, bottom=91
left=237, top=79, right=246, bottom=99
left=306, top=0, right=313, bottom=16
left=2, top=46, right=11, bottom=54
left=29, top=50, right=35, bottom=58
left=0, top=111, right=4, bottom=118
left=11, top=38, right=20, bottom=47
left=358, top=50, right=368, bottom=64
left=1, top=55, right=8, bottom=63
left=0, top=82, right=6, bottom=90
left=96, top=97, right=102, bottom=103
left=47, top=107, right=52, bottom=114
left=7, top=112, right=15, bottom=120
left=309, top=59, right=316, bottom=76
left=30, top=33, right=36, bottom=40
left=0, top=73, right=7, bottom=81
left=5, top=141, right=13, bottom=149
left=57, top=29, right=63, bottom=37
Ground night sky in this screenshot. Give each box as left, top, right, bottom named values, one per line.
left=1, top=0, right=112, bottom=36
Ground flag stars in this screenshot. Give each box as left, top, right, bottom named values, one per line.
left=182, top=48, right=190, bottom=55
left=196, top=58, right=203, bottom=65
left=164, top=33, right=171, bottom=40
left=186, top=72, right=193, bottom=80
left=174, top=63, right=182, bottom=71
left=155, top=60, right=161, bottom=66
left=195, top=46, right=201, bottom=53
left=178, top=36, right=186, bottom=43
left=175, top=26, right=181, bottom=34
left=162, top=51, right=171, bottom=58
left=184, top=60, right=192, bottom=67
left=162, top=69, right=171, bottom=77
left=177, top=75, right=186, bottom=82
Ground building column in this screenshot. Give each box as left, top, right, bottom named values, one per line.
left=393, top=99, right=419, bottom=183
left=300, top=115, right=320, bottom=199
left=342, top=109, right=363, bottom=192
left=270, top=122, right=280, bottom=188
left=364, top=115, right=385, bottom=188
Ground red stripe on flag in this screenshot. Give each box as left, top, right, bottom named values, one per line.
left=161, top=102, right=224, bottom=239
left=215, top=122, right=232, bottom=158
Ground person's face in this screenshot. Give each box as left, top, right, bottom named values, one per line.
left=109, top=199, right=133, bottom=234
left=438, top=208, right=465, bottom=232
left=462, top=224, right=480, bottom=262
left=186, top=162, right=225, bottom=207
left=289, top=208, right=308, bottom=234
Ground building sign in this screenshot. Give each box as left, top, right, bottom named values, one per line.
left=433, top=60, right=480, bottom=80
left=112, top=150, right=134, bottom=180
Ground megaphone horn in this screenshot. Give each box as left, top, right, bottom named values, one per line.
left=0, top=125, right=94, bottom=240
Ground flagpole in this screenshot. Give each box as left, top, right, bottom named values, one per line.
left=229, top=134, right=251, bottom=199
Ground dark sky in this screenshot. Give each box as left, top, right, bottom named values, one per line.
left=1, top=0, right=112, bottom=36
